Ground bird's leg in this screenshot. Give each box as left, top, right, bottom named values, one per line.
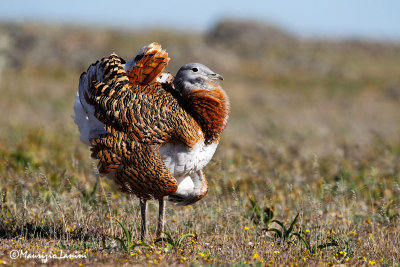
left=156, top=197, right=165, bottom=237
left=140, top=198, right=147, bottom=241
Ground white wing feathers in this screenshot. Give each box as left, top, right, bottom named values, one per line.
left=156, top=72, right=173, bottom=83
left=73, top=61, right=106, bottom=146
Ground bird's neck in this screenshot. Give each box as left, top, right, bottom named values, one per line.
left=184, top=87, right=230, bottom=144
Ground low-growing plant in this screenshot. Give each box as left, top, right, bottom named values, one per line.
left=262, top=212, right=300, bottom=245
left=154, top=231, right=197, bottom=253
left=293, top=233, right=338, bottom=254
left=246, top=192, right=274, bottom=227
left=335, top=237, right=355, bottom=261
left=113, top=218, right=153, bottom=252
left=263, top=212, right=339, bottom=253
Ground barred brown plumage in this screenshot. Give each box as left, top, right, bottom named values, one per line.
left=126, top=43, right=170, bottom=86
left=73, top=42, right=230, bottom=240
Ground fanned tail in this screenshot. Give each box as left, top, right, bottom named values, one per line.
left=74, top=60, right=106, bottom=145
left=74, top=54, right=130, bottom=177
left=73, top=53, right=129, bottom=146
left=124, top=42, right=170, bottom=86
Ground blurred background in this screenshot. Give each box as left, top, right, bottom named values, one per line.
left=0, top=0, right=400, bottom=180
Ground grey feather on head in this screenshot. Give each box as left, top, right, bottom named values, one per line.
left=173, top=63, right=223, bottom=94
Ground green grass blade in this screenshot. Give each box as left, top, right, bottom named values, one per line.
left=247, top=192, right=261, bottom=223
left=271, top=219, right=287, bottom=233
left=264, top=228, right=283, bottom=239
left=177, top=233, right=195, bottom=247
left=291, top=232, right=307, bottom=246
left=311, top=244, right=317, bottom=254
left=163, top=231, right=175, bottom=245
left=115, top=219, right=131, bottom=246
left=286, top=212, right=299, bottom=236
left=246, top=192, right=257, bottom=209
left=129, top=241, right=154, bottom=251
left=113, top=237, right=127, bottom=252
left=262, top=206, right=274, bottom=226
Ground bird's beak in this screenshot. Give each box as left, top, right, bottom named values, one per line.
left=209, top=73, right=224, bottom=81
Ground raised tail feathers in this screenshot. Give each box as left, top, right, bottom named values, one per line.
left=125, top=42, right=170, bottom=86
left=74, top=53, right=131, bottom=146
left=74, top=61, right=107, bottom=146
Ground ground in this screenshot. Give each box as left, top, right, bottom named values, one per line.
left=0, top=21, right=399, bottom=266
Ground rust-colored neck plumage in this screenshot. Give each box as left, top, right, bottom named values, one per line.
left=184, top=86, right=230, bottom=144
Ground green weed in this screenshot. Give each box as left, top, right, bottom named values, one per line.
left=246, top=192, right=274, bottom=227
left=154, top=231, right=197, bottom=254
left=293, top=233, right=338, bottom=254
left=262, top=212, right=300, bottom=245
left=113, top=218, right=153, bottom=252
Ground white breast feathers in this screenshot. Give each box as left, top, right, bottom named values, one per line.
left=159, top=141, right=218, bottom=178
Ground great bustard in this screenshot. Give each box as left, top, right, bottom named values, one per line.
left=73, top=43, right=229, bottom=240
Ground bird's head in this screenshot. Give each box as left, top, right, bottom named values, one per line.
left=173, top=63, right=223, bottom=95
left=173, top=63, right=229, bottom=143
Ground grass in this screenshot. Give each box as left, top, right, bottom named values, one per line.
left=0, top=22, right=400, bottom=265
left=112, top=219, right=154, bottom=252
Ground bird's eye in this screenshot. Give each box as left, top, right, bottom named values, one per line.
left=191, top=68, right=198, bottom=72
